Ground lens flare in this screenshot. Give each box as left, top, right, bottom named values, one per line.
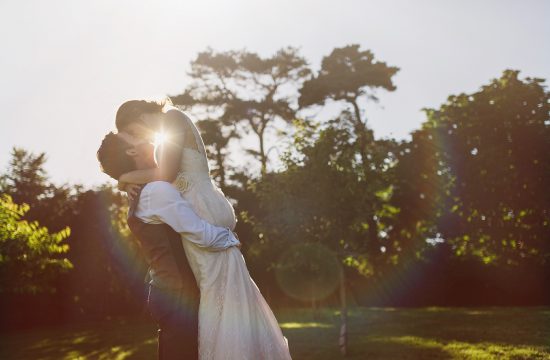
left=275, top=243, right=341, bottom=302
left=154, top=132, right=167, bottom=146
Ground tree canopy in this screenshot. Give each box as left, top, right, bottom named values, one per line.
left=0, top=194, right=72, bottom=294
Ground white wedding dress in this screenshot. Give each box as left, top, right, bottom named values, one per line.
left=171, top=112, right=292, bottom=360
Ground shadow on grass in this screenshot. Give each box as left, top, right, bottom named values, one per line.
left=1, top=320, right=157, bottom=360
left=1, top=307, right=549, bottom=360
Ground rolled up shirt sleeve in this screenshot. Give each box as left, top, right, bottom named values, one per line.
left=135, top=181, right=239, bottom=250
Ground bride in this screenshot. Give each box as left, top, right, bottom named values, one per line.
left=115, top=99, right=292, bottom=360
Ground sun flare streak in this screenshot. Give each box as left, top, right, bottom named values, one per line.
left=154, top=132, right=167, bottom=147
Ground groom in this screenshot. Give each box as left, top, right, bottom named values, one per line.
left=97, top=132, right=239, bottom=359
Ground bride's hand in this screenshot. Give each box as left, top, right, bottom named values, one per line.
left=117, top=180, right=128, bottom=192
left=125, top=184, right=141, bottom=201
left=118, top=181, right=140, bottom=201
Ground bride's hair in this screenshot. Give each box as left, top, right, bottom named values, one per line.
left=97, top=132, right=137, bottom=180
left=115, top=97, right=173, bottom=131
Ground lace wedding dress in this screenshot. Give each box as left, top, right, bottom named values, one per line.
left=171, top=112, right=292, bottom=360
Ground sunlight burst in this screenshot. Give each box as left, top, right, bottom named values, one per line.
left=154, top=132, right=167, bottom=147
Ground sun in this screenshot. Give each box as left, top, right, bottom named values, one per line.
left=154, top=132, right=168, bottom=146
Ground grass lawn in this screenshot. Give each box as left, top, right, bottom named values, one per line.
left=1, top=307, right=549, bottom=359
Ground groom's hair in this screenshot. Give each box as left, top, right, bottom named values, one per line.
left=115, top=99, right=170, bottom=130
left=97, top=132, right=137, bottom=180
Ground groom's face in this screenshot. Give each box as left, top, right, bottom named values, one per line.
left=116, top=132, right=156, bottom=169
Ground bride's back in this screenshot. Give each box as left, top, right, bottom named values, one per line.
left=167, top=109, right=237, bottom=230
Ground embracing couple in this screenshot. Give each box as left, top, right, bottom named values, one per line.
left=97, top=99, right=291, bottom=360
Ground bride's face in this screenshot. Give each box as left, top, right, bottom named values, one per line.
left=140, top=112, right=163, bottom=129
left=120, top=112, right=163, bottom=142
left=121, top=121, right=155, bottom=142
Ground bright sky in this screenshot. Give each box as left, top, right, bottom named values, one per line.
left=1, top=0, right=549, bottom=187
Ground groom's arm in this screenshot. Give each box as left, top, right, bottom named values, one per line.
left=135, top=181, right=239, bottom=251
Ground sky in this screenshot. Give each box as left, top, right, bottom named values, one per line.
left=1, top=0, right=549, bottom=187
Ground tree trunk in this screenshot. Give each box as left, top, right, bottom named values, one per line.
left=339, top=268, right=348, bottom=356
left=349, top=99, right=371, bottom=177
left=349, top=98, right=380, bottom=260
left=258, top=124, right=267, bottom=176
left=366, top=216, right=381, bottom=269
left=350, top=98, right=363, bottom=128
left=311, top=285, right=319, bottom=321
left=247, top=117, right=267, bottom=176
left=215, top=146, right=226, bottom=191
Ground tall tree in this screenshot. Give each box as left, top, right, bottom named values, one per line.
left=299, top=44, right=400, bottom=264
left=252, top=118, right=400, bottom=355
left=172, top=47, right=311, bottom=175
left=299, top=44, right=399, bottom=173
left=298, top=47, right=400, bottom=349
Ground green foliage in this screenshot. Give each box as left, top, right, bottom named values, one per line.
left=396, top=70, right=550, bottom=265
left=0, top=194, right=72, bottom=294
left=0, top=148, right=145, bottom=324
left=251, top=118, right=401, bottom=288
left=297, top=45, right=402, bottom=278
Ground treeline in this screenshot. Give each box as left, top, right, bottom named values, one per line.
left=0, top=45, right=548, bottom=330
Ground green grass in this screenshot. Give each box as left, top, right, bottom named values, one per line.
left=2, top=307, right=549, bottom=359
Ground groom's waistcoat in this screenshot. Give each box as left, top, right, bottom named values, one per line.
left=127, top=190, right=199, bottom=295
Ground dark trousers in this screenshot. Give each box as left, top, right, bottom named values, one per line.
left=147, top=284, right=199, bottom=360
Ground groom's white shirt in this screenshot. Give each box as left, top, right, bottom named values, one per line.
left=134, top=181, right=239, bottom=250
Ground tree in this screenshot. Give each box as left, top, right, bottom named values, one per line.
left=172, top=47, right=311, bottom=175
left=299, top=44, right=399, bottom=173
left=388, top=129, right=452, bottom=264
left=0, top=147, right=80, bottom=232
left=0, top=194, right=72, bottom=294
left=400, top=70, right=550, bottom=265
left=297, top=46, right=400, bottom=353
left=298, top=45, right=401, bottom=297
left=60, top=185, right=147, bottom=321
left=0, top=148, right=49, bottom=206
left=251, top=118, right=401, bottom=355
left=0, top=148, right=146, bottom=325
